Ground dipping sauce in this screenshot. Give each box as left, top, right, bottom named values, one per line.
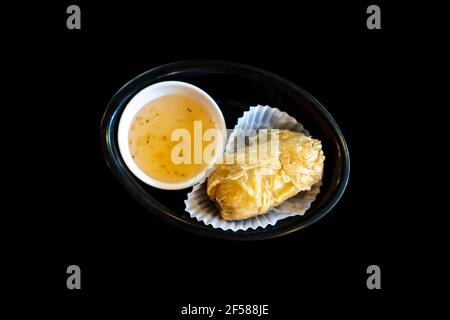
left=128, top=94, right=219, bottom=183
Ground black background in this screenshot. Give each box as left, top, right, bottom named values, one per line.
left=6, top=0, right=428, bottom=317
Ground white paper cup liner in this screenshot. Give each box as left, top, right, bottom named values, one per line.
left=184, top=105, right=322, bottom=231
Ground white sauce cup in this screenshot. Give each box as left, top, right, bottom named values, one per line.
left=118, top=81, right=227, bottom=190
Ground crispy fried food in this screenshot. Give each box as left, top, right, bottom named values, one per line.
left=207, top=130, right=325, bottom=221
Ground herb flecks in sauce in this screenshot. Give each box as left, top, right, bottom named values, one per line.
left=128, top=94, right=218, bottom=183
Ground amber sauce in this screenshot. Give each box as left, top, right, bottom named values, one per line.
left=129, top=94, right=218, bottom=183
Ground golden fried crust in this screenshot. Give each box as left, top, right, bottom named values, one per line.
left=207, top=130, right=325, bottom=221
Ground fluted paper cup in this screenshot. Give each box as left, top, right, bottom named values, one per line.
left=184, top=105, right=322, bottom=231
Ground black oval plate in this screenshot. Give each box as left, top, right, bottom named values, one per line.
left=101, top=60, right=350, bottom=240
